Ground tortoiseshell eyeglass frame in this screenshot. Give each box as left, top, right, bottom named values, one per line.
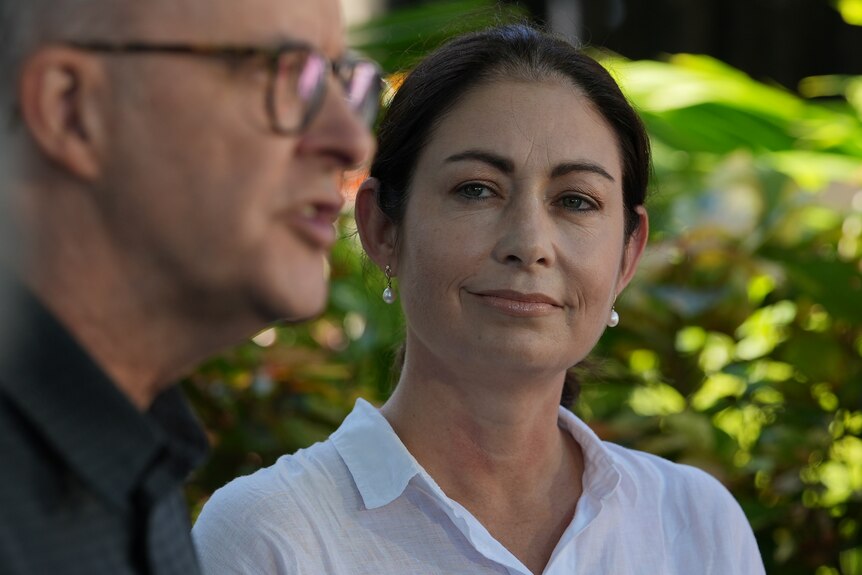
left=66, top=40, right=383, bottom=135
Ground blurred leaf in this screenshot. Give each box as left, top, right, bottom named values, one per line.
left=692, top=373, right=747, bottom=411
left=349, top=0, right=526, bottom=72
left=629, top=382, right=686, bottom=416
left=767, top=151, right=862, bottom=190
left=762, top=249, right=862, bottom=323
left=835, top=0, right=862, bottom=25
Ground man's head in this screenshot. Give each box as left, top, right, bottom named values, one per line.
left=1, top=0, right=375, bottom=333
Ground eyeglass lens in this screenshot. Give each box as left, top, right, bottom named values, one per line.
left=272, top=50, right=380, bottom=133
left=298, top=53, right=326, bottom=102
left=270, top=50, right=322, bottom=132
left=343, top=61, right=382, bottom=127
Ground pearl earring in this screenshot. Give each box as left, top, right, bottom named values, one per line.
left=382, top=265, right=396, bottom=304
left=608, top=308, right=620, bottom=327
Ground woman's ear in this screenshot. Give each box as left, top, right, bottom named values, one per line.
left=615, top=205, right=649, bottom=295
left=18, top=46, right=107, bottom=181
left=355, top=177, right=399, bottom=270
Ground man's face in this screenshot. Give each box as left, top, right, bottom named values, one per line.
left=96, top=0, right=373, bottom=328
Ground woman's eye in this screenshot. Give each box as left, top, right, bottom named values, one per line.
left=457, top=183, right=494, bottom=199
left=559, top=195, right=593, bottom=211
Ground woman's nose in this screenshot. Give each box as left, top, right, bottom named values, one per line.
left=490, top=197, right=556, bottom=269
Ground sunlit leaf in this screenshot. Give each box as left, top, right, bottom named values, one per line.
left=748, top=360, right=796, bottom=383
left=714, top=405, right=769, bottom=451
left=747, top=275, right=776, bottom=306
left=768, top=151, right=862, bottom=190
left=629, top=383, right=687, bottom=416
left=819, top=461, right=855, bottom=507
left=751, top=386, right=785, bottom=406
left=840, top=546, right=862, bottom=575
left=699, top=332, right=737, bottom=373
left=735, top=301, right=797, bottom=360
left=676, top=326, right=707, bottom=354
left=692, top=373, right=747, bottom=411
left=812, top=383, right=841, bottom=412
left=835, top=0, right=862, bottom=25
left=629, top=349, right=660, bottom=375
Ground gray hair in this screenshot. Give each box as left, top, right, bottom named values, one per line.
left=0, top=0, right=154, bottom=114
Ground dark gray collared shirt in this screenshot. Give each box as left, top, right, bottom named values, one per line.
left=0, top=271, right=208, bottom=574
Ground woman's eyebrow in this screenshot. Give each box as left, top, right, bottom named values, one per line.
left=444, top=149, right=615, bottom=182
left=551, top=161, right=615, bottom=182
left=444, top=150, right=515, bottom=173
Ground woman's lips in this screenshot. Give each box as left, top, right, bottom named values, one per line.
left=469, top=289, right=562, bottom=317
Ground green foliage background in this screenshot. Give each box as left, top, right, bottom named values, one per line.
left=185, top=2, right=862, bottom=573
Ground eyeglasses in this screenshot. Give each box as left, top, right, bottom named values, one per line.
left=66, top=40, right=384, bottom=135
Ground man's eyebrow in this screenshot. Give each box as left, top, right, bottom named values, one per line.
left=445, top=149, right=615, bottom=182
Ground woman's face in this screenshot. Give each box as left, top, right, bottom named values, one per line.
left=391, top=78, right=647, bottom=378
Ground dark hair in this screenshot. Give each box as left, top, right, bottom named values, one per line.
left=372, top=24, right=651, bottom=406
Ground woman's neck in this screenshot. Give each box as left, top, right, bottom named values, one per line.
left=380, top=341, right=581, bottom=505
left=380, top=343, right=585, bottom=574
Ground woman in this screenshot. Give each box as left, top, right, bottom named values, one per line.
left=193, top=25, right=765, bottom=574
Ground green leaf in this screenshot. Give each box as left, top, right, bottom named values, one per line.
left=835, top=0, right=862, bottom=25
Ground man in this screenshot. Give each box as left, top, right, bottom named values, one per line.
left=0, top=0, right=377, bottom=573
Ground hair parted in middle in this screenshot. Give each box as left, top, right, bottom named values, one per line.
left=371, top=23, right=651, bottom=242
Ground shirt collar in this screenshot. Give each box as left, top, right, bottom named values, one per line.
left=331, top=398, right=421, bottom=509
left=0, top=269, right=208, bottom=510
left=331, top=398, right=621, bottom=510
left=556, top=406, right=622, bottom=500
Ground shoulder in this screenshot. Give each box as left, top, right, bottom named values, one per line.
left=601, top=442, right=764, bottom=571
left=563, top=407, right=739, bottom=517
left=604, top=441, right=745, bottom=521
left=192, top=438, right=355, bottom=574
left=0, top=389, right=67, bottom=510
left=605, top=442, right=733, bottom=502
left=194, top=438, right=351, bottom=527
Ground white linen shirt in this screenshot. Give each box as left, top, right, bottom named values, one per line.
left=192, top=399, right=765, bottom=575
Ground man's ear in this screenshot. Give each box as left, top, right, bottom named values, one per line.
left=18, top=46, right=108, bottom=181
left=355, top=177, right=399, bottom=270
left=615, top=205, right=649, bottom=295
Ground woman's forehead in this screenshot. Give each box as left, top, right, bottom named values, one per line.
left=419, top=78, right=622, bottom=180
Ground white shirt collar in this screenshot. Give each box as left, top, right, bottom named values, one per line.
left=195, top=398, right=766, bottom=574
left=330, top=398, right=421, bottom=509
left=331, top=398, right=621, bottom=512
